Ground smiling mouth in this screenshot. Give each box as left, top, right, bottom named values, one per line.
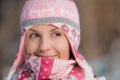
left=39, top=56, right=58, bottom=59
left=47, top=56, right=58, bottom=59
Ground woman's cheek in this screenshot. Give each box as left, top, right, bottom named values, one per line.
left=26, top=41, right=38, bottom=54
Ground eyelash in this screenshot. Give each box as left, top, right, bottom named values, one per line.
left=52, top=32, right=62, bottom=37
left=29, top=33, right=40, bottom=38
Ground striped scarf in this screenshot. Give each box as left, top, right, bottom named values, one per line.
left=18, top=54, right=84, bottom=80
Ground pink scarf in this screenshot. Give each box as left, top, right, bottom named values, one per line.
left=18, top=54, right=84, bottom=80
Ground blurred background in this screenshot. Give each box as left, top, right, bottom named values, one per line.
left=0, top=0, right=120, bottom=80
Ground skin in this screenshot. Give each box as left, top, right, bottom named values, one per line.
left=25, top=24, right=70, bottom=60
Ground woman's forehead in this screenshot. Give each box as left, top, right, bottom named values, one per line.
left=28, top=24, right=60, bottom=32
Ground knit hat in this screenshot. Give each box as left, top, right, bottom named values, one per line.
left=7, top=0, right=105, bottom=80
left=21, top=0, right=80, bottom=50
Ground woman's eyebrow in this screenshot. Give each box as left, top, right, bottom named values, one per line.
left=29, top=29, right=38, bottom=32
left=50, top=27, right=59, bottom=32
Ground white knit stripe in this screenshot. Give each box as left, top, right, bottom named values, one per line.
left=56, top=65, right=74, bottom=79
left=51, top=59, right=75, bottom=75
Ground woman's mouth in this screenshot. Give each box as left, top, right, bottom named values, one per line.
left=40, top=56, right=58, bottom=59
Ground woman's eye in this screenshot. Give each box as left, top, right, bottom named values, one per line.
left=52, top=32, right=62, bottom=37
left=30, top=33, right=39, bottom=38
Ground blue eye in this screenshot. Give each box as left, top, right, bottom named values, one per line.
left=30, top=33, right=39, bottom=38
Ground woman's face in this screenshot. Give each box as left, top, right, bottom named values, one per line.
left=25, top=24, right=70, bottom=60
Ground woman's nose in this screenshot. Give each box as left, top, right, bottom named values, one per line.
left=38, top=37, right=51, bottom=52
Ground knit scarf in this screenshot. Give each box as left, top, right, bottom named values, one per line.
left=18, top=54, right=84, bottom=80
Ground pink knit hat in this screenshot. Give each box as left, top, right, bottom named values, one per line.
left=21, top=0, right=80, bottom=28
left=7, top=0, right=105, bottom=80
left=21, top=0, right=80, bottom=50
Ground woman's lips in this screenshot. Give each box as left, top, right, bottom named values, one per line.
left=39, top=55, right=58, bottom=59
left=29, top=53, right=59, bottom=59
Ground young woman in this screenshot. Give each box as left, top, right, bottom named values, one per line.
left=7, top=0, right=105, bottom=80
